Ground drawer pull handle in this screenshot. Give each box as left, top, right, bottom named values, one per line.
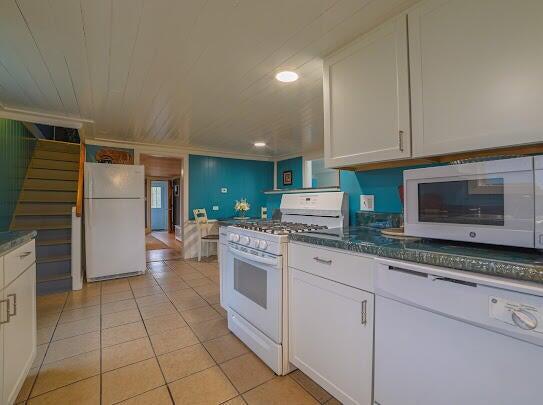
left=313, top=257, right=332, bottom=265
left=18, top=251, right=32, bottom=259
left=0, top=299, right=10, bottom=325
left=7, top=294, right=16, bottom=317
left=361, top=300, right=367, bottom=325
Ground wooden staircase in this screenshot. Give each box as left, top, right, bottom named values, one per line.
left=11, top=139, right=81, bottom=294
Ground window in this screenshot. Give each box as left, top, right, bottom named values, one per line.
left=151, top=186, right=162, bottom=209
left=305, top=158, right=340, bottom=188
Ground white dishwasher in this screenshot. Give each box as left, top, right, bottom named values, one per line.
left=374, top=259, right=543, bottom=405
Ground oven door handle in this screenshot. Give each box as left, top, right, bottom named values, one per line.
left=228, top=246, right=279, bottom=267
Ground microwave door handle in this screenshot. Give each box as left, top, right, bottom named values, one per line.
left=228, top=246, right=278, bottom=267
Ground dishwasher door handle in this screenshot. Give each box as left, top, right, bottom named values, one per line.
left=432, top=276, right=477, bottom=288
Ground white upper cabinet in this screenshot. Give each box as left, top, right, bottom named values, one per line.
left=324, top=14, right=411, bottom=168
left=409, top=0, right=543, bottom=157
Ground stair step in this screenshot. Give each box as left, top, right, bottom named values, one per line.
left=37, top=273, right=71, bottom=284
left=24, top=179, right=78, bottom=192
left=37, top=277, right=72, bottom=295
left=15, top=203, right=73, bottom=216
left=30, top=159, right=79, bottom=171
left=36, top=239, right=71, bottom=246
left=27, top=168, right=79, bottom=181
left=34, top=150, right=80, bottom=162
left=36, top=139, right=80, bottom=154
left=11, top=216, right=71, bottom=231
left=36, top=228, right=71, bottom=242
left=19, top=191, right=77, bottom=203
left=37, top=255, right=71, bottom=264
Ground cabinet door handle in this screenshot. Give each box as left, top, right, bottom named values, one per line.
left=7, top=294, right=16, bottom=317
left=18, top=251, right=32, bottom=259
left=361, top=300, right=367, bottom=325
left=398, top=130, right=404, bottom=152
left=313, top=256, right=332, bottom=265
left=0, top=299, right=10, bottom=325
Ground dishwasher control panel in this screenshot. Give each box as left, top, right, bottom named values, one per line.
left=489, top=296, right=543, bottom=333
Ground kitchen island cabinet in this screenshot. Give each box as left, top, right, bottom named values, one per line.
left=0, top=234, right=37, bottom=405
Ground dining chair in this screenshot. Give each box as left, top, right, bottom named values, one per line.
left=193, top=208, right=219, bottom=261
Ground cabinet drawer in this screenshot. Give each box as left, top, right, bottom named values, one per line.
left=4, top=240, right=36, bottom=286
left=288, top=242, right=374, bottom=292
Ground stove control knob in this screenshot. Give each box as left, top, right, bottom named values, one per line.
left=259, top=240, right=268, bottom=250
left=512, top=309, right=538, bottom=330
left=240, top=236, right=250, bottom=245
left=252, top=239, right=260, bottom=248
left=230, top=233, right=240, bottom=242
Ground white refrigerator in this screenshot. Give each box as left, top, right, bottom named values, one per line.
left=84, top=162, right=146, bottom=281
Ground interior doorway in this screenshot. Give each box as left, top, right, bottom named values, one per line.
left=140, top=154, right=183, bottom=259
left=151, top=180, right=168, bottom=230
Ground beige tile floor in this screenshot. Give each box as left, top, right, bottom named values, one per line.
left=20, top=257, right=341, bottom=404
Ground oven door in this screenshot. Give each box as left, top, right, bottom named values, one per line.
left=225, top=243, right=282, bottom=343
left=404, top=157, right=535, bottom=247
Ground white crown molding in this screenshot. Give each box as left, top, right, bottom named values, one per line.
left=87, top=137, right=275, bottom=162
left=0, top=106, right=93, bottom=129
left=274, top=148, right=324, bottom=162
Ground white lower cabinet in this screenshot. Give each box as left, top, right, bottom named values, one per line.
left=3, top=264, right=36, bottom=404
left=289, top=267, right=374, bottom=405
left=1, top=239, right=37, bottom=405
left=0, top=257, right=4, bottom=402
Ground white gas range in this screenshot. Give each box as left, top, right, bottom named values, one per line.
left=223, top=192, right=348, bottom=374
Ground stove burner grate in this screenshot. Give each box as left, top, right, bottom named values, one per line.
left=233, top=220, right=328, bottom=235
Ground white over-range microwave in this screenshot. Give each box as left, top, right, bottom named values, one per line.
left=404, top=156, right=543, bottom=249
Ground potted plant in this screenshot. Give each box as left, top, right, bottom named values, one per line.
left=234, top=198, right=250, bottom=219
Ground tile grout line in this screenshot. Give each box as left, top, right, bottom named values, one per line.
left=26, top=292, right=70, bottom=401
left=29, top=256, right=329, bottom=404
left=129, top=264, right=176, bottom=404
left=149, top=258, right=242, bottom=402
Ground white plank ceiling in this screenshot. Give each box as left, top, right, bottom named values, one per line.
left=0, top=0, right=417, bottom=157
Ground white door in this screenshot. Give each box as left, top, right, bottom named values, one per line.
left=289, top=268, right=374, bottom=405
left=84, top=163, right=144, bottom=198
left=225, top=246, right=282, bottom=343
left=409, top=0, right=543, bottom=157
left=3, top=264, right=36, bottom=405
left=85, top=198, right=146, bottom=280
left=324, top=14, right=410, bottom=168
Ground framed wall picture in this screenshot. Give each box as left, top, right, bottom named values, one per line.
left=282, top=170, right=293, bottom=186
left=86, top=144, right=134, bottom=164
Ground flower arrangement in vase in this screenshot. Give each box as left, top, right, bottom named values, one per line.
left=234, top=198, right=250, bottom=218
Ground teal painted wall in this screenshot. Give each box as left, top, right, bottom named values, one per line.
left=0, top=119, right=36, bottom=231
left=277, top=156, right=303, bottom=189
left=189, top=155, right=274, bottom=220
left=265, top=194, right=282, bottom=218
left=340, top=164, right=437, bottom=225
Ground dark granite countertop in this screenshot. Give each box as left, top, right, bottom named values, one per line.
left=0, top=230, right=37, bottom=256
left=289, top=226, right=543, bottom=285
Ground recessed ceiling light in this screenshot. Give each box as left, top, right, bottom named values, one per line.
left=254, top=142, right=266, bottom=147
left=275, top=71, right=299, bottom=83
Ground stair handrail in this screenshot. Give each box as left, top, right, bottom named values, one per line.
left=76, top=143, right=85, bottom=217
